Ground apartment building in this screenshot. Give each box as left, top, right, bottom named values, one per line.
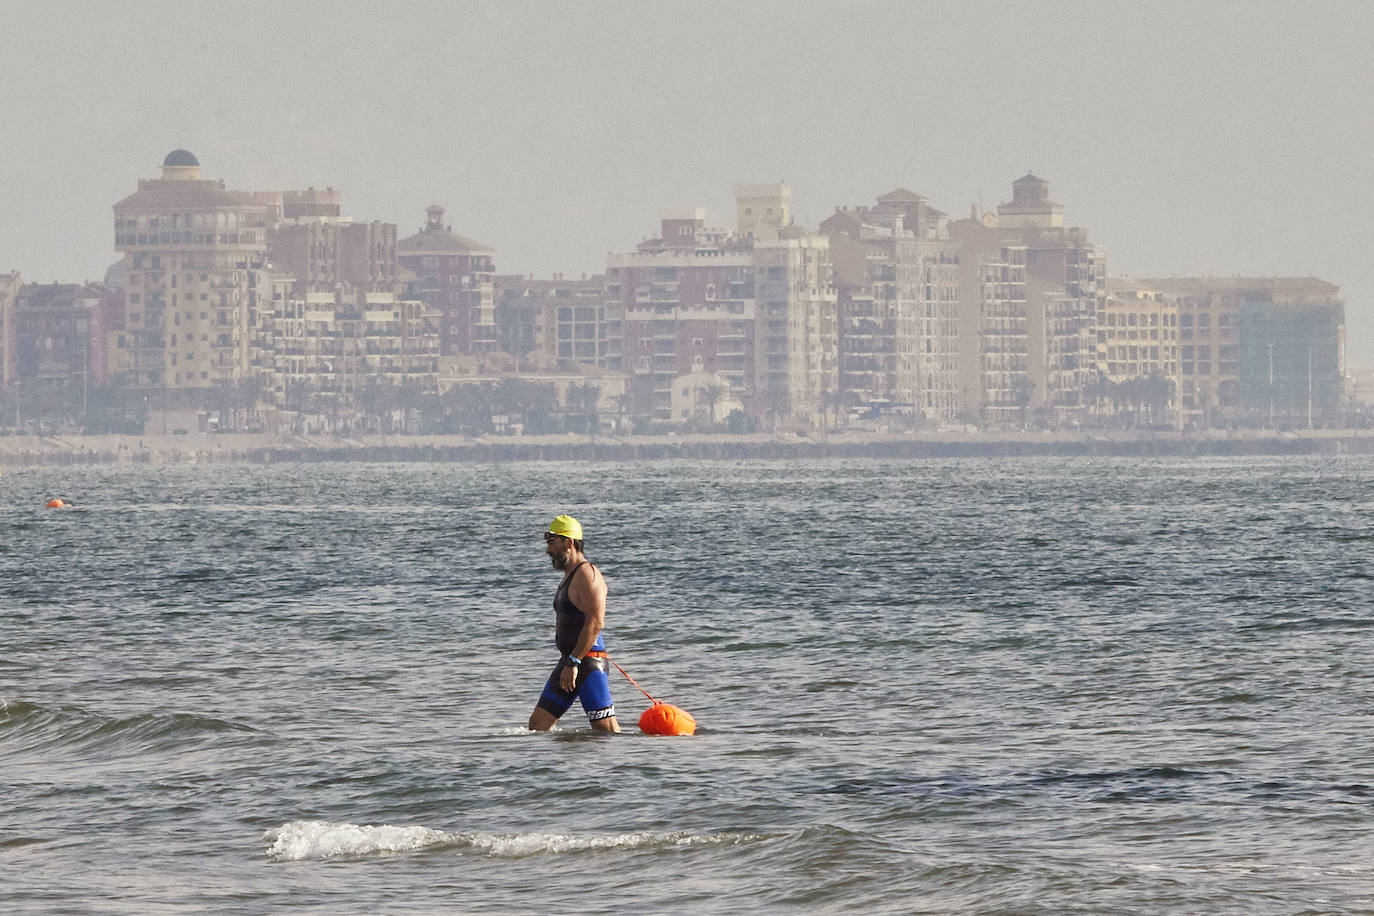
left=820, top=188, right=960, bottom=423
left=608, top=186, right=835, bottom=429
left=268, top=188, right=398, bottom=298
left=610, top=207, right=757, bottom=422
left=0, top=272, right=18, bottom=387
left=112, top=150, right=269, bottom=396
left=753, top=231, right=837, bottom=429
left=993, top=174, right=1102, bottom=425
left=397, top=205, right=496, bottom=356
left=11, top=282, right=119, bottom=388
left=1133, top=276, right=1343, bottom=425
left=492, top=273, right=611, bottom=367
left=1098, top=278, right=1181, bottom=381
left=948, top=216, right=1029, bottom=425
left=1096, top=278, right=1182, bottom=425
left=270, top=289, right=440, bottom=415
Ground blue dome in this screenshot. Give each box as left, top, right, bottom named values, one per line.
left=162, top=149, right=199, bottom=167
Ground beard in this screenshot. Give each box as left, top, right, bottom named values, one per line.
left=551, top=549, right=571, bottom=570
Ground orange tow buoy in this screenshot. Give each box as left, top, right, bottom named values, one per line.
left=638, top=702, right=696, bottom=736
left=45, top=499, right=66, bottom=509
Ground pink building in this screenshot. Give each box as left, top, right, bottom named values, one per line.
left=397, top=205, right=496, bottom=356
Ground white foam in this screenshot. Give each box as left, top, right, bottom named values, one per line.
left=264, top=819, right=764, bottom=862
left=264, top=820, right=457, bottom=861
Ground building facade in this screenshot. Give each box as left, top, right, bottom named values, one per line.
left=820, top=189, right=960, bottom=424
left=492, top=273, right=611, bottom=367
left=270, top=288, right=440, bottom=426
left=948, top=217, right=1029, bottom=425
left=1096, top=278, right=1182, bottom=425
left=1133, top=276, right=1344, bottom=426
left=12, top=283, right=119, bottom=387
left=607, top=186, right=836, bottom=429
left=269, top=212, right=398, bottom=299
left=994, top=174, right=1103, bottom=425
left=0, top=272, right=19, bottom=387
left=111, top=150, right=269, bottom=397
left=396, top=205, right=496, bottom=356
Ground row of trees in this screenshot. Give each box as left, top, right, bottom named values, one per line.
left=285, top=377, right=604, bottom=437
left=1082, top=371, right=1177, bottom=427
left=0, top=378, right=148, bottom=434
left=10, top=368, right=1366, bottom=436
left=0, top=375, right=610, bottom=437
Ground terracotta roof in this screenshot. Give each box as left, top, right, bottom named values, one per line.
left=396, top=225, right=494, bottom=255
left=113, top=179, right=258, bottom=211
left=876, top=187, right=926, bottom=203
left=1134, top=276, right=1340, bottom=295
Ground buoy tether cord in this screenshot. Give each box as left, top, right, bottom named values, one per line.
left=611, top=656, right=697, bottom=735
left=606, top=655, right=661, bottom=704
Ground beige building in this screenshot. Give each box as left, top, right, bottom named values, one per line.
left=0, top=271, right=19, bottom=387
left=271, top=289, right=439, bottom=425
left=670, top=369, right=743, bottom=423
left=608, top=186, right=836, bottom=430
left=492, top=273, right=612, bottom=367
left=1098, top=279, right=1181, bottom=380
left=752, top=231, right=837, bottom=430
left=1096, top=278, right=1182, bottom=425
left=1132, top=276, right=1342, bottom=424
left=949, top=217, right=1029, bottom=425
left=736, top=184, right=791, bottom=242
left=995, top=175, right=1102, bottom=426
left=820, top=190, right=960, bottom=424
left=437, top=360, right=627, bottom=432
left=270, top=215, right=398, bottom=298
left=112, top=150, right=270, bottom=396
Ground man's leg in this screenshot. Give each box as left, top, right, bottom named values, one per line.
left=530, top=661, right=573, bottom=730
left=589, top=714, right=621, bottom=733
left=580, top=665, right=621, bottom=733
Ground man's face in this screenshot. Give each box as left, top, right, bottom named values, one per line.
left=545, top=532, right=573, bottom=570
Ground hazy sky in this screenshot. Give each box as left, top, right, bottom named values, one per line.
left=4, top=1, right=1372, bottom=361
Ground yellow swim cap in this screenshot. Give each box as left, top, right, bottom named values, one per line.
left=547, top=514, right=583, bottom=540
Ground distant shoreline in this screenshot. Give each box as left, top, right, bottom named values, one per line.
left=3, top=428, right=1374, bottom=467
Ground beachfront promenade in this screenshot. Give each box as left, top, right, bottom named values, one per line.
left=3, top=428, right=1374, bottom=467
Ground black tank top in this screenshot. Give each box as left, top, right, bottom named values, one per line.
left=554, top=562, right=604, bottom=654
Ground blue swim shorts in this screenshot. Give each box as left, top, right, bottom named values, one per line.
left=536, top=655, right=616, bottom=723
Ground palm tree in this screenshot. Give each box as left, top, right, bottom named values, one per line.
left=1144, top=370, right=1174, bottom=427
left=697, top=383, right=727, bottom=424
left=566, top=382, right=601, bottom=433
left=1012, top=376, right=1034, bottom=429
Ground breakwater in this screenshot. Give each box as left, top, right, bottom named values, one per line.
left=3, top=429, right=1374, bottom=467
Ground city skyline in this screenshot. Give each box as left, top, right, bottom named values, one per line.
left=3, top=1, right=1371, bottom=361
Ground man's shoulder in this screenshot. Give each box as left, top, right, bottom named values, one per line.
left=575, top=560, right=605, bottom=587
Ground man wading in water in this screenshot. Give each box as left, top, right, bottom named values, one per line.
left=528, top=515, right=621, bottom=733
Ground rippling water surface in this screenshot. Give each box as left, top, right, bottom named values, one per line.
left=3, top=456, right=1372, bottom=913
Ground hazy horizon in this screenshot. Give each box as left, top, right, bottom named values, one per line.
left=3, top=1, right=1371, bottom=361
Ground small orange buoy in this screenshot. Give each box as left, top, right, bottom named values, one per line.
left=638, top=702, right=696, bottom=736
left=45, top=499, right=66, bottom=509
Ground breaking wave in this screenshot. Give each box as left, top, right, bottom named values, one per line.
left=263, top=819, right=767, bottom=862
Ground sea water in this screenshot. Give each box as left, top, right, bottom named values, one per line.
left=2, top=456, right=1372, bottom=913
